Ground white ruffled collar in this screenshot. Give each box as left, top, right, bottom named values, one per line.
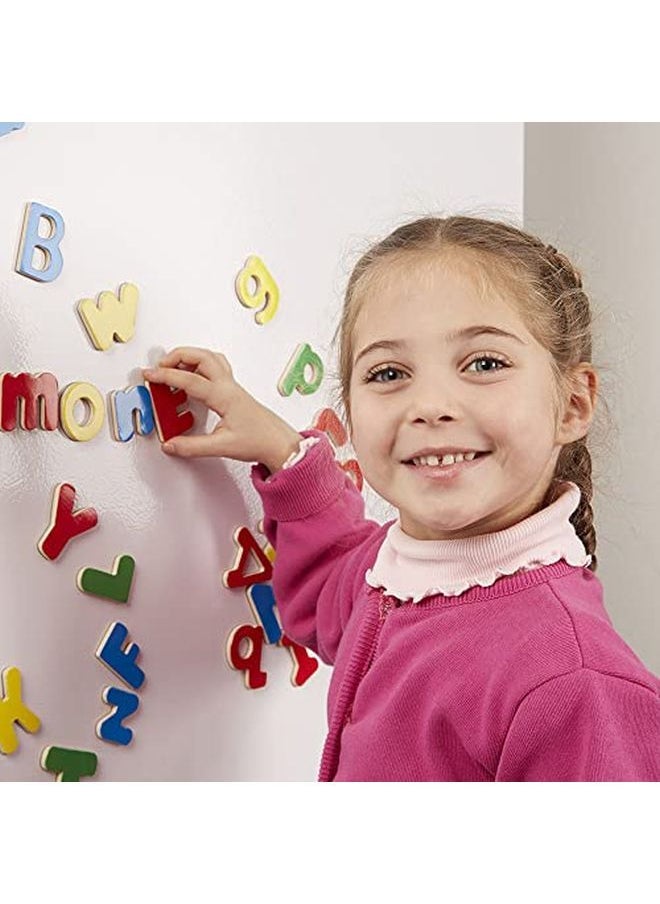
left=365, top=480, right=591, bottom=602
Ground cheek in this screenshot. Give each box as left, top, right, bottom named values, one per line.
left=493, top=400, right=557, bottom=454
left=349, top=400, right=393, bottom=461
left=483, top=390, right=556, bottom=446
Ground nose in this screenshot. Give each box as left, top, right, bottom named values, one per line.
left=412, top=408, right=455, bottom=424
left=407, top=383, right=459, bottom=425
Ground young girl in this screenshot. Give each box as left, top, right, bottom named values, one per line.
left=143, top=215, right=660, bottom=782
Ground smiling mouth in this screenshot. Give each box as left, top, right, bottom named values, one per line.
left=403, top=451, right=491, bottom=466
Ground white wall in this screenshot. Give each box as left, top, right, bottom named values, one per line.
left=0, top=123, right=523, bottom=780
left=525, top=123, right=660, bottom=674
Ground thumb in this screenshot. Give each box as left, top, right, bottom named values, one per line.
left=161, top=434, right=225, bottom=458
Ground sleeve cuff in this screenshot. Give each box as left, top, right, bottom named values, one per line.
left=279, top=435, right=320, bottom=471
left=250, top=428, right=350, bottom=522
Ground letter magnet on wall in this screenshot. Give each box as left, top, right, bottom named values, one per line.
left=226, top=624, right=267, bottom=689
left=246, top=583, right=282, bottom=644
left=0, top=123, right=24, bottom=137
left=59, top=382, right=106, bottom=442
left=309, top=408, right=363, bottom=490
left=77, top=283, right=139, bottom=351
left=40, top=746, right=98, bottom=781
left=340, top=458, right=363, bottom=492
left=15, top=201, right=65, bottom=282
left=312, top=408, right=348, bottom=447
left=278, top=636, right=319, bottom=687
left=109, top=386, right=155, bottom=442
left=96, top=686, right=139, bottom=746
left=235, top=255, right=280, bottom=325
left=145, top=379, right=195, bottom=442
left=0, top=667, right=41, bottom=755
left=0, top=372, right=59, bottom=431
left=256, top=520, right=276, bottom=564
left=95, top=622, right=145, bottom=690
left=77, top=555, right=136, bottom=603
left=223, top=526, right=273, bottom=589
left=278, top=343, right=324, bottom=396
left=38, top=483, right=98, bottom=561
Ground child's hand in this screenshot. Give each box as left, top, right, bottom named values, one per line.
left=142, top=347, right=304, bottom=474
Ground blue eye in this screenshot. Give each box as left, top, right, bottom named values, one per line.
left=465, top=355, right=509, bottom=373
left=364, top=365, right=405, bottom=383
left=364, top=354, right=511, bottom=384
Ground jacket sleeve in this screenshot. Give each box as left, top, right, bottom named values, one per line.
left=250, top=429, right=384, bottom=665
left=495, top=668, right=660, bottom=781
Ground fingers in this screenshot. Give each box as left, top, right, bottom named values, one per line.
left=142, top=366, right=213, bottom=404
left=142, top=348, right=233, bottom=406
left=142, top=348, right=240, bottom=455
left=153, top=347, right=232, bottom=381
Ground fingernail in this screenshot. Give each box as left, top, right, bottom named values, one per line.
left=163, top=443, right=174, bottom=453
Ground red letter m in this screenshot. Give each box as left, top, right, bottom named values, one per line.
left=1, top=372, right=59, bottom=431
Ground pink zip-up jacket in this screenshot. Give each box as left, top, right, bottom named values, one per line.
left=250, top=429, right=660, bottom=781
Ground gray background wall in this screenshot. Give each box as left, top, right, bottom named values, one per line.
left=525, top=123, right=660, bottom=674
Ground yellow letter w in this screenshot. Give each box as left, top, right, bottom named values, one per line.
left=77, top=282, right=139, bottom=351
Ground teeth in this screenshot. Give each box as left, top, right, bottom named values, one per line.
left=411, top=451, right=478, bottom=467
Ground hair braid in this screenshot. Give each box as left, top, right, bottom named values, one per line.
left=546, top=437, right=597, bottom=571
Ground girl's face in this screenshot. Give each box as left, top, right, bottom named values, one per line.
left=348, top=253, right=595, bottom=540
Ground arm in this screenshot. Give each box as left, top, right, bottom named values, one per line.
left=251, top=428, right=385, bottom=665
left=141, top=349, right=384, bottom=663
left=495, top=668, right=660, bottom=781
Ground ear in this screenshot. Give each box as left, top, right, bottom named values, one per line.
left=555, top=363, right=599, bottom=445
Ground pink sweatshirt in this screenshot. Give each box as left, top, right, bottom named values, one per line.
left=250, top=429, right=660, bottom=781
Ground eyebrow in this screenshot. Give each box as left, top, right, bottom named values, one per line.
left=353, top=325, right=526, bottom=367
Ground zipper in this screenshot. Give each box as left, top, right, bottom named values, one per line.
left=343, top=589, right=396, bottom=726
left=363, top=588, right=396, bottom=675
left=319, top=588, right=399, bottom=778
left=378, top=590, right=396, bottom=621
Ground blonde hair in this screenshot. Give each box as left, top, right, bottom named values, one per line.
left=328, top=214, right=612, bottom=572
